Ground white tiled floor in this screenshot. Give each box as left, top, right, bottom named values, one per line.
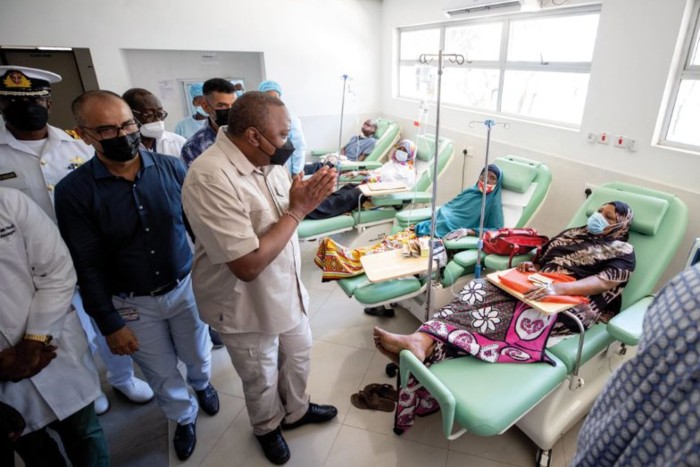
left=170, top=243, right=584, bottom=466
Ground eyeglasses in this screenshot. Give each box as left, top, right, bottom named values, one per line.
left=80, top=121, right=140, bottom=139
left=132, top=109, right=168, bottom=121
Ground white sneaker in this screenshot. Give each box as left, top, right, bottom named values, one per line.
left=94, top=392, right=110, bottom=415
left=112, top=377, right=155, bottom=404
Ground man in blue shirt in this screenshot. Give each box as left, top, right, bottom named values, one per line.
left=180, top=78, right=236, bottom=167
left=341, top=119, right=377, bottom=161
left=55, top=90, right=219, bottom=461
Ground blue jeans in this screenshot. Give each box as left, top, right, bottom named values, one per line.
left=74, top=290, right=135, bottom=388
left=112, top=274, right=211, bottom=425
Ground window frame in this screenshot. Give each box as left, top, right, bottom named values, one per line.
left=396, top=4, right=601, bottom=127
left=659, top=0, right=700, bottom=152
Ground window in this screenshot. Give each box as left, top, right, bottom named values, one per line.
left=662, top=2, right=700, bottom=149
left=396, top=7, right=600, bottom=126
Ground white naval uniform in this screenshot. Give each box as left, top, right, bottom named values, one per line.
left=0, top=122, right=135, bottom=389
left=0, top=187, right=100, bottom=433
left=0, top=124, right=93, bottom=222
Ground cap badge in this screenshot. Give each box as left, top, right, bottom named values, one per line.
left=3, top=71, right=31, bottom=89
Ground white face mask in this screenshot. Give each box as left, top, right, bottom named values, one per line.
left=140, top=120, right=165, bottom=139
left=394, top=149, right=409, bottom=162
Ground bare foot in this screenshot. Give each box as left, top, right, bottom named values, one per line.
left=373, top=327, right=435, bottom=363
left=375, top=342, right=399, bottom=364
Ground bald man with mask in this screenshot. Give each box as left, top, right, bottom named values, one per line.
left=55, top=90, right=219, bottom=461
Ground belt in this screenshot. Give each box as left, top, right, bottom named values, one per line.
left=119, top=275, right=185, bottom=298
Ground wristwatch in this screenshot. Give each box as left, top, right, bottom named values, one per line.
left=23, top=334, right=53, bottom=346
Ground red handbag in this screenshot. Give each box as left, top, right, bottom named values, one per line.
left=482, top=228, right=549, bottom=267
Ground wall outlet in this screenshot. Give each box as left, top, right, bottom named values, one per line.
left=597, top=132, right=609, bottom=144
left=614, top=135, right=626, bottom=148
left=627, top=139, right=638, bottom=152
left=586, top=132, right=597, bottom=143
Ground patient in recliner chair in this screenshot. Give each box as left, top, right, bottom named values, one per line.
left=373, top=201, right=636, bottom=433
left=306, top=139, right=418, bottom=220
left=313, top=164, right=505, bottom=281
left=342, top=119, right=378, bottom=161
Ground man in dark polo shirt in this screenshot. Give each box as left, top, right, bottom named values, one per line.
left=55, top=90, right=218, bottom=461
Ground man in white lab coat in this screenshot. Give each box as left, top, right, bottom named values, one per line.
left=0, top=66, right=153, bottom=414
left=0, top=187, right=109, bottom=466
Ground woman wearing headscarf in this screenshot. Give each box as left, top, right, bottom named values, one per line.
left=373, top=201, right=636, bottom=433
left=314, top=164, right=504, bottom=281
left=414, top=163, right=503, bottom=238
left=306, top=139, right=417, bottom=220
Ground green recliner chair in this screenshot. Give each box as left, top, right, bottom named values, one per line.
left=297, top=134, right=453, bottom=243
left=310, top=118, right=401, bottom=172
left=398, top=182, right=688, bottom=467
left=335, top=155, right=552, bottom=315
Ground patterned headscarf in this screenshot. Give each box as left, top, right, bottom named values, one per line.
left=605, top=201, right=634, bottom=241
left=535, top=201, right=636, bottom=322
left=414, top=163, right=504, bottom=238
left=391, top=139, right=416, bottom=165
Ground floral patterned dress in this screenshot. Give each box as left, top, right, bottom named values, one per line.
left=394, top=204, right=637, bottom=433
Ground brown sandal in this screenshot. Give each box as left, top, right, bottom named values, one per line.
left=363, top=383, right=398, bottom=402
left=350, top=389, right=395, bottom=412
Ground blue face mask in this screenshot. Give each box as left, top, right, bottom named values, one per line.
left=195, top=106, right=208, bottom=117
left=587, top=212, right=610, bottom=235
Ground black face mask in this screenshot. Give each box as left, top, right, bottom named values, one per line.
left=2, top=101, right=49, bottom=131
left=269, top=139, right=296, bottom=166
left=255, top=127, right=295, bottom=166
left=214, top=109, right=230, bottom=127
left=99, top=132, right=141, bottom=162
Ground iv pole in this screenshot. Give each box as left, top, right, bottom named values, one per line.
left=469, top=119, right=509, bottom=279
left=337, top=74, right=350, bottom=154
left=420, top=50, right=465, bottom=320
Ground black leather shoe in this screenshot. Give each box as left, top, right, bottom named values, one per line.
left=173, top=422, right=196, bottom=461
left=281, top=402, right=338, bottom=430
left=195, top=384, right=220, bottom=416
left=255, top=427, right=290, bottom=465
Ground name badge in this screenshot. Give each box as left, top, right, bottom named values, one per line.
left=117, top=308, right=140, bottom=322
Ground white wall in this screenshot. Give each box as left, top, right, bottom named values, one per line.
left=381, top=0, right=700, bottom=285
left=122, top=49, right=264, bottom=131
left=0, top=0, right=383, bottom=149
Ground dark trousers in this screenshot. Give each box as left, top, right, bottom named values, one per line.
left=306, top=184, right=364, bottom=220
left=13, top=403, right=109, bottom=467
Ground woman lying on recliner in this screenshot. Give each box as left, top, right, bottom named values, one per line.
left=373, top=201, right=636, bottom=433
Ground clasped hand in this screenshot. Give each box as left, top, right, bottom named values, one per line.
left=289, top=166, right=337, bottom=217
left=0, top=340, right=57, bottom=382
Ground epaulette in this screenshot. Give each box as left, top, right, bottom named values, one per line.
left=63, top=129, right=81, bottom=140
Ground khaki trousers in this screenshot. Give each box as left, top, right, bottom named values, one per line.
left=221, top=314, right=312, bottom=435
